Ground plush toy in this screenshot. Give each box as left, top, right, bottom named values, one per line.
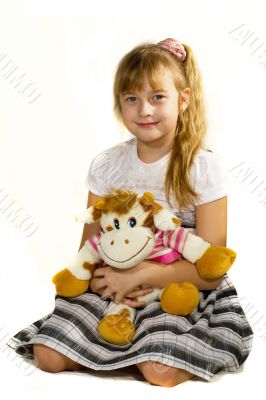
left=52, top=189, right=236, bottom=345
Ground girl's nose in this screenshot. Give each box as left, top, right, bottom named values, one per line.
left=138, top=101, right=153, bottom=117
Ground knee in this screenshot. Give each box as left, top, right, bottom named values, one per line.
left=137, top=361, right=192, bottom=387
left=33, top=344, right=67, bottom=373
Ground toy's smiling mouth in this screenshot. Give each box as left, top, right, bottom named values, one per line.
left=98, top=235, right=153, bottom=263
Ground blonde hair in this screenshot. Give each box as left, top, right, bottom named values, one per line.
left=113, top=41, right=209, bottom=210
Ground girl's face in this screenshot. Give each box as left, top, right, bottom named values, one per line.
left=119, top=69, right=190, bottom=147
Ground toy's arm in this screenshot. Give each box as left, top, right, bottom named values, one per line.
left=170, top=227, right=236, bottom=279
left=173, top=227, right=210, bottom=263
left=52, top=234, right=102, bottom=297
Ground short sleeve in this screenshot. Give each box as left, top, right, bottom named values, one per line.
left=85, top=150, right=112, bottom=196
left=191, top=150, right=229, bottom=206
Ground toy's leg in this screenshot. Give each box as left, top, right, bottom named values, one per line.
left=52, top=244, right=99, bottom=297
left=98, top=288, right=163, bottom=345
left=98, top=302, right=136, bottom=345
left=182, top=232, right=236, bottom=279
left=159, top=283, right=200, bottom=316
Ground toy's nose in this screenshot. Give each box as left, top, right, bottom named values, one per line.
left=110, top=239, right=129, bottom=245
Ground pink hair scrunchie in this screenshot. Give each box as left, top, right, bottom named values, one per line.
left=157, top=38, right=186, bottom=62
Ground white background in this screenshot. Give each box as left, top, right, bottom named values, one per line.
left=0, top=0, right=265, bottom=399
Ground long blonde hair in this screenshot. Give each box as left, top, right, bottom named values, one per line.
left=113, top=41, right=209, bottom=210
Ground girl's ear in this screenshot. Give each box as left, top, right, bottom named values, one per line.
left=179, top=87, right=191, bottom=112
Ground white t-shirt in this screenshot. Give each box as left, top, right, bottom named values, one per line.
left=85, top=138, right=229, bottom=232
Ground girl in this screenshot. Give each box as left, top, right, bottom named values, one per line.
left=7, top=38, right=253, bottom=387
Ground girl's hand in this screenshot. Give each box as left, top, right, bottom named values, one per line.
left=120, top=287, right=154, bottom=308
left=92, top=266, right=140, bottom=303
left=90, top=273, right=153, bottom=307
left=90, top=264, right=153, bottom=305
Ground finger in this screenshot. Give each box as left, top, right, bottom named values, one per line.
left=122, top=298, right=145, bottom=308
left=90, top=278, right=107, bottom=293
left=91, top=286, right=105, bottom=296
left=93, top=268, right=106, bottom=278
left=114, top=293, right=123, bottom=304
left=101, top=288, right=114, bottom=300
left=126, top=287, right=153, bottom=298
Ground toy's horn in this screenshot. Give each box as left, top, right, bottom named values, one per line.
left=138, top=192, right=155, bottom=205
left=139, top=192, right=182, bottom=231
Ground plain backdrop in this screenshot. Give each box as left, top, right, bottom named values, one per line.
left=0, top=0, right=265, bottom=399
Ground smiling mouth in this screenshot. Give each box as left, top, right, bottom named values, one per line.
left=99, top=236, right=153, bottom=263
left=137, top=122, right=159, bottom=127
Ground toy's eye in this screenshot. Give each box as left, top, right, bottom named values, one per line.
left=114, top=218, right=120, bottom=229
left=128, top=217, right=137, bottom=228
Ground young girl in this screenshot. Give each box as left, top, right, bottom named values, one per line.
left=8, top=38, right=253, bottom=387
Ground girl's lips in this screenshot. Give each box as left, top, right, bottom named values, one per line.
left=137, top=122, right=159, bottom=128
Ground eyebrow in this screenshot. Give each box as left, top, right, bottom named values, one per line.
left=122, top=89, right=168, bottom=96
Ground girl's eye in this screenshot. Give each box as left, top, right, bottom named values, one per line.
left=114, top=219, right=120, bottom=229
left=128, top=217, right=137, bottom=228
left=125, top=95, right=164, bottom=102
left=153, top=94, right=164, bottom=100
left=125, top=96, right=136, bottom=102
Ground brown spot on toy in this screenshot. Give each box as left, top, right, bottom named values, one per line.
left=106, top=225, right=113, bottom=231
left=92, top=207, right=102, bottom=222
left=151, top=202, right=163, bottom=214
left=172, top=217, right=181, bottom=227
left=119, top=308, right=131, bottom=318
left=82, top=262, right=96, bottom=274
left=143, top=210, right=156, bottom=232
left=97, top=189, right=138, bottom=215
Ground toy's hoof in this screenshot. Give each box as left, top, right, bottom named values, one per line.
left=98, top=309, right=135, bottom=345
left=52, top=268, right=89, bottom=297
left=196, top=246, right=237, bottom=279
left=160, top=282, right=200, bottom=316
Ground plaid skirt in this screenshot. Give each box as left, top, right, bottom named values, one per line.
left=7, top=274, right=253, bottom=381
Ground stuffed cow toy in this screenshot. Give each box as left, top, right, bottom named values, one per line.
left=53, top=189, right=236, bottom=345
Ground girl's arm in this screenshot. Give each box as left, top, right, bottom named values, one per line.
left=132, top=196, right=228, bottom=291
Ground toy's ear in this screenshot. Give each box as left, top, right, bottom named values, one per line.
left=138, top=192, right=181, bottom=231
left=153, top=209, right=181, bottom=231
left=75, top=198, right=107, bottom=224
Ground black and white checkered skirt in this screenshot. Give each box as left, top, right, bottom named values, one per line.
left=7, top=274, right=253, bottom=381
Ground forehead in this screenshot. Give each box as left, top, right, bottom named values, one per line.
left=122, top=68, right=176, bottom=95
left=101, top=201, right=149, bottom=228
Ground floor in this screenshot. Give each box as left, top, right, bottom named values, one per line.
left=0, top=336, right=261, bottom=400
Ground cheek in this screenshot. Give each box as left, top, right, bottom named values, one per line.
left=162, top=106, right=179, bottom=123
left=123, top=108, right=137, bottom=124
left=168, top=104, right=179, bottom=121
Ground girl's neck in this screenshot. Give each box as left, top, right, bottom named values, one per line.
left=136, top=139, right=172, bottom=164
